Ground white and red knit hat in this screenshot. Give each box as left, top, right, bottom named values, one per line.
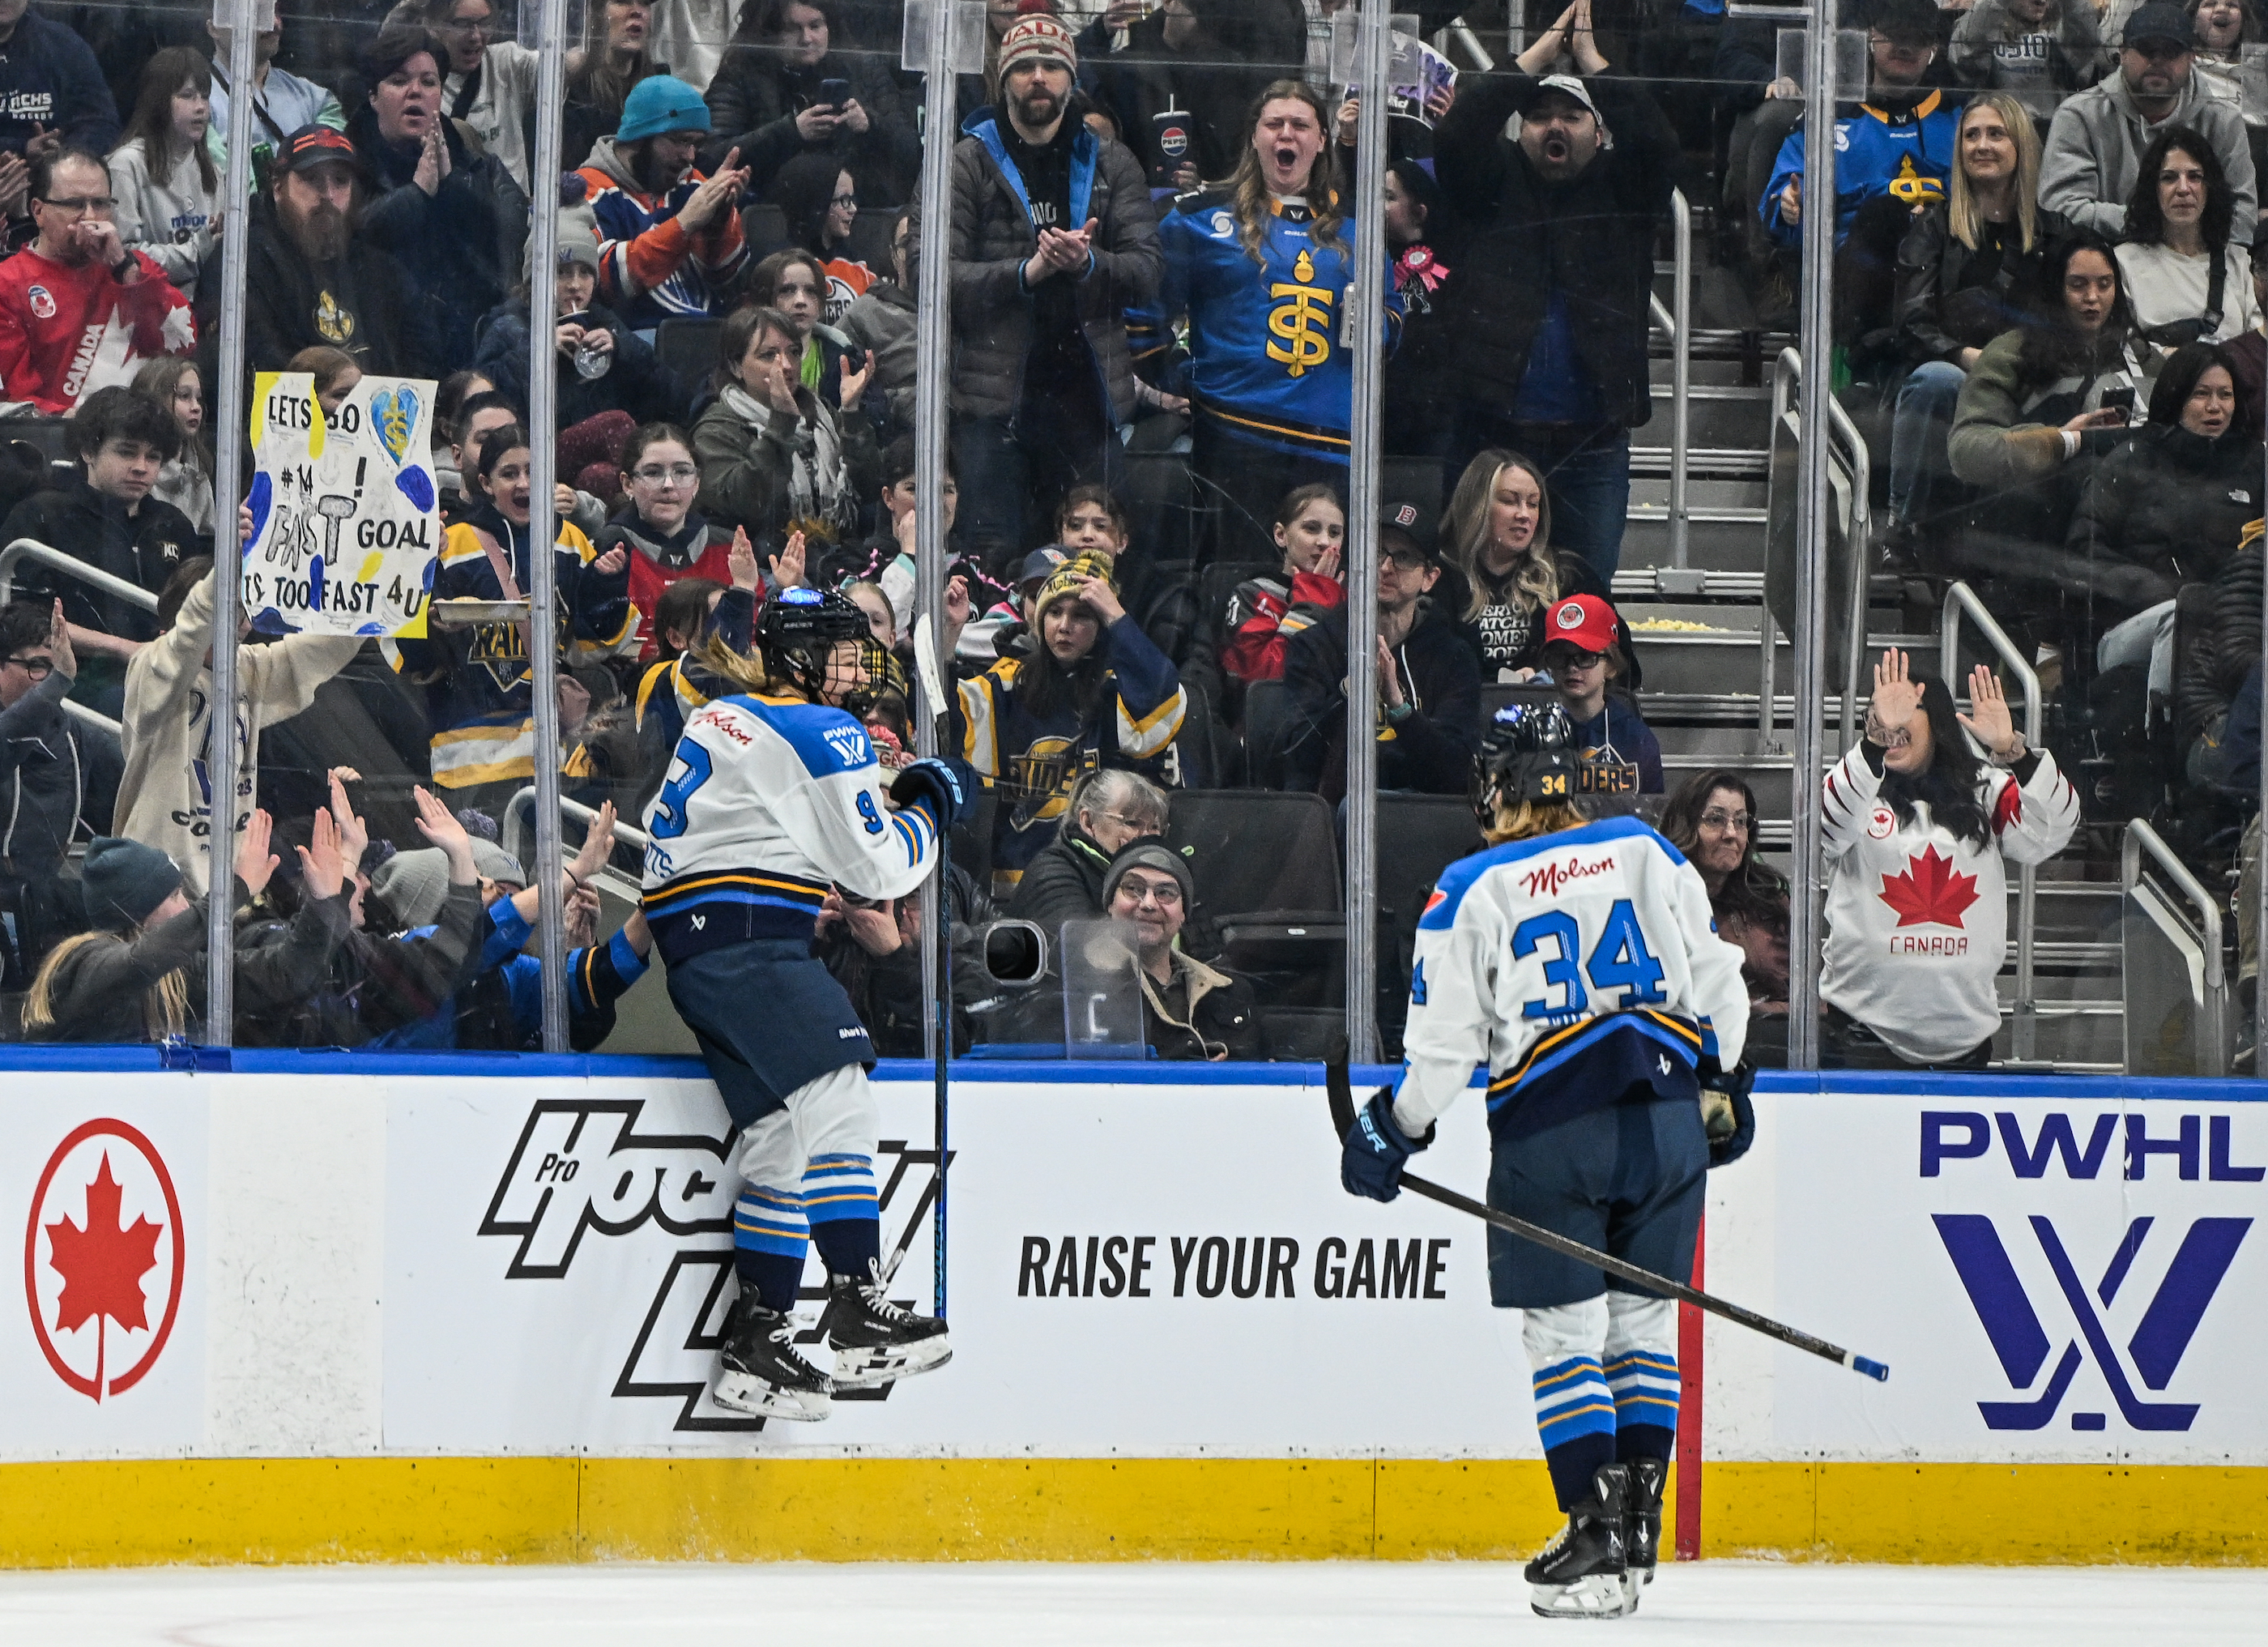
left=996, top=0, right=1078, bottom=88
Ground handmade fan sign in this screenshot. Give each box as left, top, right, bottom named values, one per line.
left=243, top=370, right=441, bottom=638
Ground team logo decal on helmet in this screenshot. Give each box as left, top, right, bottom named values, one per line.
left=757, top=585, right=874, bottom=708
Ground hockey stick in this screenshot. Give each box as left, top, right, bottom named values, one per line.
left=1325, top=1061, right=1889, bottom=1381
left=914, top=615, right=952, bottom=1320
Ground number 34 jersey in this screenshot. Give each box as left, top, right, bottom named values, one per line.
left=1393, top=817, right=1751, bottom=1141
left=638, top=691, right=940, bottom=967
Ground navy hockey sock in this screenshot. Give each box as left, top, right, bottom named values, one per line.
left=802, top=1152, right=882, bottom=1278
left=733, top=1186, right=808, bottom=1313
left=1605, top=1346, right=1679, bottom=1466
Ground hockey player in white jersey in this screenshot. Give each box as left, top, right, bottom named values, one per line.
left=642, top=585, right=974, bottom=1420
left=1341, top=702, right=1754, bottom=1619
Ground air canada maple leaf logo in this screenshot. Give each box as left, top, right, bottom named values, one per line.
left=24, top=1120, right=185, bottom=1402
left=1880, top=845, right=1980, bottom=928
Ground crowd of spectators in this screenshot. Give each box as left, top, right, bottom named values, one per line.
left=4, top=0, right=2257, bottom=1072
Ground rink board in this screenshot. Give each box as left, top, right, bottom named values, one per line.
left=0, top=1052, right=2264, bottom=1567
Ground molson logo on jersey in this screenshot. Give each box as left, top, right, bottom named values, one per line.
left=1267, top=248, right=1335, bottom=378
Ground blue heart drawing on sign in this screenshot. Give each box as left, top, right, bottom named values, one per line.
left=396, top=464, right=435, bottom=513
left=370, top=386, right=418, bottom=466
left=246, top=470, right=273, bottom=549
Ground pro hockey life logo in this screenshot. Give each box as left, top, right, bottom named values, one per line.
left=479, top=1099, right=941, bottom=1430
left=23, top=1120, right=186, bottom=1402
left=1922, top=1110, right=2259, bottom=1433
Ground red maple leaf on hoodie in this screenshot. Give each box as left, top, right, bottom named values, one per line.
left=1879, top=845, right=1980, bottom=928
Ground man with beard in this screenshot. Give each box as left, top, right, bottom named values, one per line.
left=0, top=149, right=194, bottom=416
left=2043, top=2, right=2257, bottom=240
left=577, top=75, right=751, bottom=334
left=193, top=124, right=433, bottom=395
left=1432, top=34, right=1679, bottom=582
left=924, top=0, right=1158, bottom=570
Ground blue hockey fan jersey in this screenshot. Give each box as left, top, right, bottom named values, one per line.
left=1762, top=90, right=1960, bottom=246
left=1128, top=191, right=1402, bottom=461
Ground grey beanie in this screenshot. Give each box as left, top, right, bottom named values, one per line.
left=81, top=836, right=183, bottom=931
left=1102, top=839, right=1195, bottom=910
left=371, top=847, right=450, bottom=930
left=471, top=838, right=525, bottom=887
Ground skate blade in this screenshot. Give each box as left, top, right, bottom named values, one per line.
left=714, top=1369, right=833, bottom=1421
left=1530, top=1573, right=1633, bottom=1620
left=829, top=1337, right=953, bottom=1389
left=1618, top=1570, right=1648, bottom=1613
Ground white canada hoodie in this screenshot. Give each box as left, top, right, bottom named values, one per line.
left=1821, top=738, right=2080, bottom=1063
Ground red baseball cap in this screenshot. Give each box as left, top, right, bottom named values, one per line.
left=1542, top=593, right=1618, bottom=655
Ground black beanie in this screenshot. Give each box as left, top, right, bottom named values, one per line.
left=81, top=837, right=184, bottom=931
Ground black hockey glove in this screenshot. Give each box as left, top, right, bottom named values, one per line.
left=1699, top=1058, right=1756, bottom=1168
left=890, top=756, right=979, bottom=832
left=1341, top=1087, right=1434, bottom=1202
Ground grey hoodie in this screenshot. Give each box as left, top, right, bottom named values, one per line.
left=2040, top=64, right=2259, bottom=240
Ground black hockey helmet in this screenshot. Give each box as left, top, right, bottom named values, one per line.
left=1471, top=698, right=1637, bottom=827
left=758, top=585, right=874, bottom=706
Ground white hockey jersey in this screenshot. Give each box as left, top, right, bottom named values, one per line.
left=1392, top=816, right=1751, bottom=1139
left=1821, top=741, right=2079, bottom=1063
left=639, top=690, right=940, bottom=966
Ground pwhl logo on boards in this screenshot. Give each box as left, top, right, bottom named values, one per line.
left=23, top=1120, right=185, bottom=1402
left=479, top=1099, right=941, bottom=1431
left=1922, top=1108, right=2260, bottom=1434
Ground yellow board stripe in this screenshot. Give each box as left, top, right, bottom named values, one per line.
left=0, top=1459, right=2262, bottom=1568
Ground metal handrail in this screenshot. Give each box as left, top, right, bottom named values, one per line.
left=1765, top=349, right=1871, bottom=750
left=1646, top=190, right=1694, bottom=569
left=1942, top=580, right=2042, bottom=1063
left=2121, top=818, right=2227, bottom=1073
left=501, top=784, right=651, bottom=869
left=0, top=536, right=161, bottom=614
left=60, top=698, right=121, bottom=737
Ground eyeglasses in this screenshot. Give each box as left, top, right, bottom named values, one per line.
left=1092, top=810, right=1159, bottom=834
left=1549, top=648, right=1605, bottom=670
left=1379, top=547, right=1430, bottom=571
left=1117, top=878, right=1183, bottom=907
left=1699, top=809, right=1752, bottom=832
left=633, top=463, right=699, bottom=485
left=39, top=195, right=115, bottom=216
left=2, top=655, right=54, bottom=677
left=829, top=194, right=858, bottom=210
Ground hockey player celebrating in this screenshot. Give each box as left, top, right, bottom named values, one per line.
left=641, top=583, right=972, bottom=1420
left=1340, top=701, right=1753, bottom=1619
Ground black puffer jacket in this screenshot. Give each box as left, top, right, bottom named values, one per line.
left=2179, top=534, right=2264, bottom=747
left=914, top=108, right=1161, bottom=425
left=23, top=880, right=352, bottom=1043
left=1430, top=70, right=1677, bottom=427
left=1005, top=821, right=1116, bottom=934
left=2065, top=423, right=2264, bottom=614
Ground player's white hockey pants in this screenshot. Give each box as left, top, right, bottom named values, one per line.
left=731, top=1063, right=883, bottom=1291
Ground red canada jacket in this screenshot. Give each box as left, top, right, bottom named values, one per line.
left=0, top=246, right=194, bottom=415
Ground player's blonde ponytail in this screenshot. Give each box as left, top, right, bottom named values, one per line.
left=1481, top=796, right=1588, bottom=848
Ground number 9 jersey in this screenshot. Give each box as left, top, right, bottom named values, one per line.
left=1392, top=816, right=1751, bottom=1141
left=639, top=690, right=941, bottom=967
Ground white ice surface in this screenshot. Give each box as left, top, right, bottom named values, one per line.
left=2, top=1560, right=2263, bottom=1645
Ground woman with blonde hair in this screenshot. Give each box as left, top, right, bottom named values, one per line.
left=1439, top=447, right=1605, bottom=678
left=1130, top=77, right=1400, bottom=565
left=1883, top=91, right=2071, bottom=561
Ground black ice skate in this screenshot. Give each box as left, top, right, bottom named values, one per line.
left=1525, top=1463, right=1632, bottom=1620
left=713, top=1290, right=834, bottom=1421
left=820, top=1261, right=953, bottom=1389
left=1620, top=1457, right=1669, bottom=1611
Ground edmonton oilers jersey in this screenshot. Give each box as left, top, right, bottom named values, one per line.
left=1128, top=190, right=1403, bottom=461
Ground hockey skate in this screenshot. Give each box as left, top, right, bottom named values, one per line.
left=820, top=1261, right=953, bottom=1388
left=713, top=1290, right=834, bottom=1421
left=1525, top=1463, right=1633, bottom=1620
left=1619, top=1457, right=1669, bottom=1611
